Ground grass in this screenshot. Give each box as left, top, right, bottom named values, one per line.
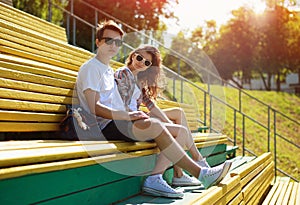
left=164, top=79, right=300, bottom=181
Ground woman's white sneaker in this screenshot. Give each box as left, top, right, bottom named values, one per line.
left=143, top=174, right=184, bottom=198
left=198, top=161, right=232, bottom=189
left=172, top=172, right=201, bottom=186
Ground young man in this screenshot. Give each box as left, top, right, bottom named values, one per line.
left=76, top=20, right=232, bottom=198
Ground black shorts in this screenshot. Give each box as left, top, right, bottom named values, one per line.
left=101, top=120, right=137, bottom=142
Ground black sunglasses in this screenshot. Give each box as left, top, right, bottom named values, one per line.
left=100, top=37, right=123, bottom=47
left=135, top=54, right=152, bottom=67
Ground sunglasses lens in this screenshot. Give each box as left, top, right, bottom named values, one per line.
left=145, top=61, right=151, bottom=67
left=102, top=38, right=122, bottom=47
left=104, top=38, right=113, bottom=45
left=115, top=39, right=123, bottom=47
left=136, top=55, right=143, bottom=61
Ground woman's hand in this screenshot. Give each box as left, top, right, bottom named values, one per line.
left=128, top=111, right=149, bottom=121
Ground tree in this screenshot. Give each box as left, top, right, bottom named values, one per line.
left=65, top=0, right=177, bottom=51
left=205, top=7, right=259, bottom=88
left=13, top=0, right=66, bottom=25
left=258, top=5, right=292, bottom=91
left=14, top=0, right=177, bottom=52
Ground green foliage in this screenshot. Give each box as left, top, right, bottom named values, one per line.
left=188, top=4, right=300, bottom=91
left=13, top=0, right=66, bottom=25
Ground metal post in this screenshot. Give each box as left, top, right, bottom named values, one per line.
left=274, top=111, right=277, bottom=179
left=234, top=110, right=237, bottom=146
left=239, top=89, right=242, bottom=112
left=204, top=92, right=207, bottom=126
left=180, top=80, right=183, bottom=103
left=48, top=0, right=52, bottom=22
left=173, top=77, right=176, bottom=101
left=209, top=95, right=212, bottom=131
left=242, top=114, right=245, bottom=156
left=268, top=107, right=271, bottom=152
left=71, top=0, right=76, bottom=45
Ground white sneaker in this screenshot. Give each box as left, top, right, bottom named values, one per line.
left=198, top=161, right=232, bottom=189
left=143, top=174, right=184, bottom=198
left=172, top=172, right=201, bottom=186
left=196, top=158, right=211, bottom=168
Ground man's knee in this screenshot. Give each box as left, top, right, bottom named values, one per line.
left=132, top=118, right=167, bottom=140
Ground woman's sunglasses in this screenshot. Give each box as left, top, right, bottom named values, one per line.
left=100, top=37, right=123, bottom=47
left=134, top=53, right=152, bottom=67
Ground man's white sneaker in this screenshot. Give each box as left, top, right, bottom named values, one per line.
left=143, top=174, right=184, bottom=198
left=198, top=161, right=232, bottom=189
left=172, top=172, right=201, bottom=186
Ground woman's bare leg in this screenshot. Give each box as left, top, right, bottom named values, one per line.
left=132, top=118, right=201, bottom=178
left=163, top=108, right=203, bottom=161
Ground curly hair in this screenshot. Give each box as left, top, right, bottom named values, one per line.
left=126, top=45, right=163, bottom=99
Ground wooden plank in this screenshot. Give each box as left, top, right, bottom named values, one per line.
left=230, top=152, right=272, bottom=178
left=0, top=78, right=74, bottom=97
left=0, top=154, right=156, bottom=204
left=0, top=60, right=76, bottom=82
left=282, top=182, right=294, bottom=205
left=214, top=183, right=242, bottom=205
left=0, top=149, right=158, bottom=180
left=0, top=122, right=60, bottom=132
left=0, top=141, right=157, bottom=167
left=37, top=176, right=142, bottom=205
left=227, top=192, right=243, bottom=205
left=0, top=3, right=67, bottom=42
left=276, top=180, right=291, bottom=205
left=0, top=24, right=86, bottom=67
left=0, top=67, right=75, bottom=89
left=0, top=140, right=127, bottom=151
left=0, top=54, right=78, bottom=78
left=0, top=18, right=92, bottom=60
left=195, top=139, right=228, bottom=148
left=262, top=179, right=280, bottom=205
left=0, top=110, right=64, bottom=122
left=0, top=98, right=66, bottom=113
left=0, top=87, right=73, bottom=104
left=242, top=162, right=274, bottom=202
left=195, top=175, right=241, bottom=205
left=193, top=134, right=227, bottom=142
left=295, top=182, right=300, bottom=205
left=0, top=44, right=79, bottom=71
left=288, top=182, right=298, bottom=205
left=246, top=172, right=274, bottom=205
left=240, top=156, right=272, bottom=187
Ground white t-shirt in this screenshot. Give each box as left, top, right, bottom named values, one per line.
left=76, top=57, right=125, bottom=129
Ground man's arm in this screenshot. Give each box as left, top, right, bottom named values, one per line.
left=84, top=88, right=148, bottom=121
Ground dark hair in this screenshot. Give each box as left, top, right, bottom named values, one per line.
left=126, top=45, right=163, bottom=99
left=96, top=20, right=124, bottom=40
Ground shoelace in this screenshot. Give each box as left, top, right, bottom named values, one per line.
left=205, top=167, right=222, bottom=177
left=156, top=178, right=175, bottom=191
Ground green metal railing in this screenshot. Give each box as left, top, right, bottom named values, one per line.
left=47, top=1, right=299, bottom=182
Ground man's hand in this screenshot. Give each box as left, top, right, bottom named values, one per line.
left=128, top=111, right=149, bottom=121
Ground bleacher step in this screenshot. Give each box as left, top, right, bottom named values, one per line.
left=114, top=156, right=256, bottom=205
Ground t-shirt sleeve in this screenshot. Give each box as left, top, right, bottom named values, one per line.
left=80, top=65, right=101, bottom=93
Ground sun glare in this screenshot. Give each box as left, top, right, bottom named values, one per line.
left=246, top=0, right=267, bottom=14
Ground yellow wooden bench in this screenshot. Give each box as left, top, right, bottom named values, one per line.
left=0, top=0, right=229, bottom=172
left=114, top=152, right=275, bottom=204
left=261, top=177, right=300, bottom=205
left=0, top=3, right=232, bottom=204
left=0, top=2, right=67, bottom=42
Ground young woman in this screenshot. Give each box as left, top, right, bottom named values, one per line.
left=115, top=45, right=218, bottom=196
